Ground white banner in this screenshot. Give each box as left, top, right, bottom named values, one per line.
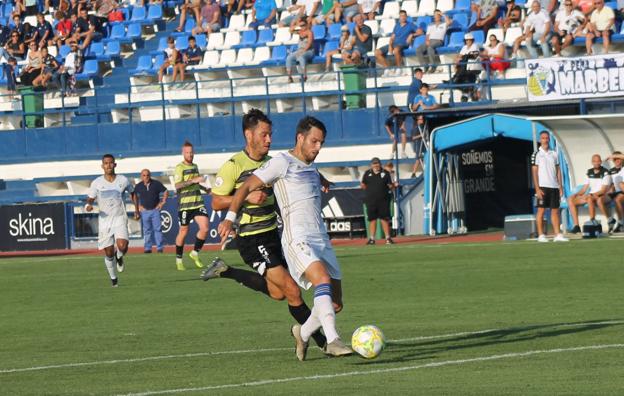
left=526, top=53, right=624, bottom=102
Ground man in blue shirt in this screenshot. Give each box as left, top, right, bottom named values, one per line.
left=406, top=68, right=423, bottom=108
left=411, top=83, right=439, bottom=112
left=248, top=0, right=277, bottom=29
left=375, top=10, right=421, bottom=68
left=134, top=169, right=169, bottom=253
left=34, top=13, right=53, bottom=49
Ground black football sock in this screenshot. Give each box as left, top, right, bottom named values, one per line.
left=175, top=245, right=183, bottom=259
left=193, top=238, right=205, bottom=252
left=289, top=303, right=327, bottom=348
left=221, top=267, right=269, bottom=296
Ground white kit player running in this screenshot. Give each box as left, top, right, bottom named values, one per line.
left=218, top=116, right=352, bottom=360
left=86, top=154, right=138, bottom=287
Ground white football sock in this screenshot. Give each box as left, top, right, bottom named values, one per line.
left=104, top=256, right=116, bottom=280
left=300, top=305, right=322, bottom=343
left=312, top=294, right=339, bottom=344
left=116, top=250, right=124, bottom=260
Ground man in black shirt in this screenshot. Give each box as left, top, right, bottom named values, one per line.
left=342, top=14, right=372, bottom=65
left=361, top=157, right=395, bottom=245
left=73, top=8, right=101, bottom=50
left=134, top=169, right=169, bottom=253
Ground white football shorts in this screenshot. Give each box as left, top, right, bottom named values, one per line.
left=283, top=237, right=342, bottom=290
left=98, top=215, right=129, bottom=250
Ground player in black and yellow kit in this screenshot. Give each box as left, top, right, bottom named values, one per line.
left=173, top=141, right=210, bottom=270
left=201, top=109, right=327, bottom=349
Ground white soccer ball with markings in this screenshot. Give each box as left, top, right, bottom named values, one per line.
left=351, top=325, right=386, bottom=359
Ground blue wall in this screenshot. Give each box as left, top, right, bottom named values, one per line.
left=0, top=108, right=389, bottom=164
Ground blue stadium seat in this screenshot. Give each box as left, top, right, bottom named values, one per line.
left=448, top=13, right=469, bottom=31
left=151, top=54, right=165, bottom=73
left=233, top=30, right=257, bottom=49
left=415, top=16, right=432, bottom=31
left=104, top=23, right=131, bottom=43
left=256, top=28, right=274, bottom=47
left=126, top=23, right=142, bottom=40
left=312, top=25, right=326, bottom=42
left=86, top=42, right=105, bottom=58
left=130, top=6, right=147, bottom=22
left=313, top=39, right=338, bottom=63
left=183, top=18, right=195, bottom=33
left=436, top=31, right=464, bottom=54
left=176, top=35, right=189, bottom=50
left=152, top=37, right=168, bottom=55
left=2, top=3, right=13, bottom=17
left=76, top=59, right=99, bottom=81
left=403, top=34, right=426, bottom=56
left=57, top=45, right=71, bottom=61
left=471, top=29, right=484, bottom=45
left=328, top=23, right=342, bottom=41
left=195, top=34, right=207, bottom=49
left=146, top=4, right=163, bottom=22
left=131, top=55, right=153, bottom=74
left=261, top=45, right=287, bottom=65
left=105, top=40, right=121, bottom=57
left=120, top=7, right=131, bottom=21
left=449, top=0, right=470, bottom=14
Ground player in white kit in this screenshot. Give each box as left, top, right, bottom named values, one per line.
left=86, top=154, right=138, bottom=287
left=218, top=116, right=352, bottom=360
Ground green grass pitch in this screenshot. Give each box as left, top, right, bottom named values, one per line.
left=1, top=238, right=623, bottom=395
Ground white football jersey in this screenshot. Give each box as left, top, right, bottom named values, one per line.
left=88, top=175, right=134, bottom=219
left=254, top=151, right=327, bottom=242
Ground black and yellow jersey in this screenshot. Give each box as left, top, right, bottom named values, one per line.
left=174, top=162, right=205, bottom=211
left=213, top=150, right=277, bottom=237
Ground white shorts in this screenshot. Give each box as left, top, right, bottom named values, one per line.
left=283, top=237, right=342, bottom=290
left=98, top=215, right=129, bottom=250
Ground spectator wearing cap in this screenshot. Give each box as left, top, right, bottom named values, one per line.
left=450, top=32, right=482, bottom=102
left=324, top=25, right=353, bottom=71
left=585, top=0, right=615, bottom=55
left=134, top=169, right=169, bottom=254
left=342, top=14, right=373, bottom=65
left=471, top=0, right=499, bottom=32
left=384, top=105, right=408, bottom=159
left=375, top=10, right=420, bottom=69
left=361, top=157, right=395, bottom=245
left=248, top=0, right=278, bottom=29
left=416, top=10, right=451, bottom=73
left=523, top=1, right=553, bottom=58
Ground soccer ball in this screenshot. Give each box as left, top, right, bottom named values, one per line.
left=351, top=325, right=386, bottom=359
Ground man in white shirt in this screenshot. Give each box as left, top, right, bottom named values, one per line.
left=530, top=131, right=568, bottom=242
left=218, top=116, right=352, bottom=361
left=551, top=1, right=586, bottom=56
left=524, top=1, right=552, bottom=58
left=415, top=9, right=451, bottom=73
left=86, top=154, right=138, bottom=287
left=357, top=0, right=380, bottom=19
left=567, top=154, right=612, bottom=233
left=585, top=0, right=615, bottom=55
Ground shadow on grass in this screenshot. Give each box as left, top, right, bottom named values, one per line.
left=351, top=319, right=624, bottom=366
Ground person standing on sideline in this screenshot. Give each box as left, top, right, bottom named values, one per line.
left=361, top=157, right=395, bottom=245
left=530, top=131, right=568, bottom=242
left=173, top=141, right=211, bottom=270
left=85, top=154, right=138, bottom=287
left=134, top=169, right=169, bottom=254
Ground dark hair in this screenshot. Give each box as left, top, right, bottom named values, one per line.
left=421, top=83, right=429, bottom=89
left=414, top=68, right=423, bottom=74
left=388, top=105, right=400, bottom=112
left=613, top=150, right=622, bottom=155
left=539, top=130, right=550, bottom=137
left=102, top=153, right=115, bottom=162
left=399, top=10, right=407, bottom=15
left=189, top=35, right=196, bottom=41
left=296, top=116, right=327, bottom=141
left=242, top=108, right=272, bottom=135
left=167, top=36, right=175, bottom=43
left=182, top=140, right=193, bottom=148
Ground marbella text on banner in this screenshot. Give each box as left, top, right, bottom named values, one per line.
left=526, top=53, right=624, bottom=102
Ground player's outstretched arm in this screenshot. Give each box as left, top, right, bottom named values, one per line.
left=218, top=174, right=266, bottom=242
left=85, top=196, right=96, bottom=212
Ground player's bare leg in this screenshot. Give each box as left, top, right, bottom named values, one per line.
left=189, top=215, right=209, bottom=268
left=175, top=226, right=189, bottom=270
left=114, top=238, right=129, bottom=272
left=103, top=245, right=118, bottom=287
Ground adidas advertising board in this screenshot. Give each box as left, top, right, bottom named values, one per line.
left=0, top=203, right=68, bottom=251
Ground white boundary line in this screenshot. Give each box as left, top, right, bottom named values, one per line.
left=117, top=343, right=624, bottom=396
left=2, top=320, right=622, bottom=375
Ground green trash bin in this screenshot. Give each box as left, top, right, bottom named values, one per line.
left=341, top=64, right=366, bottom=109
left=19, top=87, right=44, bottom=128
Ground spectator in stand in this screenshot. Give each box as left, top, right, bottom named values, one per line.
left=585, top=0, right=615, bottom=55
left=248, top=0, right=278, bottom=29
left=335, top=0, right=360, bottom=23
left=358, top=0, right=381, bottom=20
left=33, top=46, right=59, bottom=87
left=568, top=154, right=612, bottom=233
left=523, top=1, right=552, bottom=58
left=5, top=31, right=26, bottom=60
left=325, top=25, right=353, bottom=71
left=33, top=13, right=54, bottom=49
left=176, top=0, right=203, bottom=32
left=416, top=10, right=451, bottom=73
left=54, top=11, right=73, bottom=48
left=56, top=41, right=82, bottom=95
left=411, top=83, right=439, bottom=112
left=451, top=32, right=481, bottom=102
left=192, top=0, right=221, bottom=35
left=406, top=67, right=423, bottom=108
left=4, top=57, right=18, bottom=97
left=22, top=22, right=36, bottom=46
left=0, top=21, right=10, bottom=49
left=11, top=15, right=25, bottom=39
left=483, top=34, right=509, bottom=75
left=176, top=35, right=203, bottom=80
left=23, top=0, right=39, bottom=17
left=134, top=169, right=169, bottom=254
left=108, top=6, right=125, bottom=23
left=499, top=0, right=522, bottom=32
left=606, top=151, right=623, bottom=233
left=384, top=105, right=408, bottom=159
left=471, top=0, right=499, bottom=32
left=375, top=10, right=420, bottom=69
left=13, top=0, right=27, bottom=17
left=551, top=1, right=586, bottom=56
left=314, top=0, right=338, bottom=25
left=342, top=14, right=372, bottom=65
left=576, top=0, right=595, bottom=14
left=235, top=0, right=255, bottom=13
left=286, top=20, right=315, bottom=83
left=20, top=41, right=42, bottom=86
left=361, top=157, right=395, bottom=245
left=95, top=0, right=119, bottom=25
left=159, top=36, right=182, bottom=82
left=281, top=0, right=321, bottom=27
left=73, top=8, right=101, bottom=50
